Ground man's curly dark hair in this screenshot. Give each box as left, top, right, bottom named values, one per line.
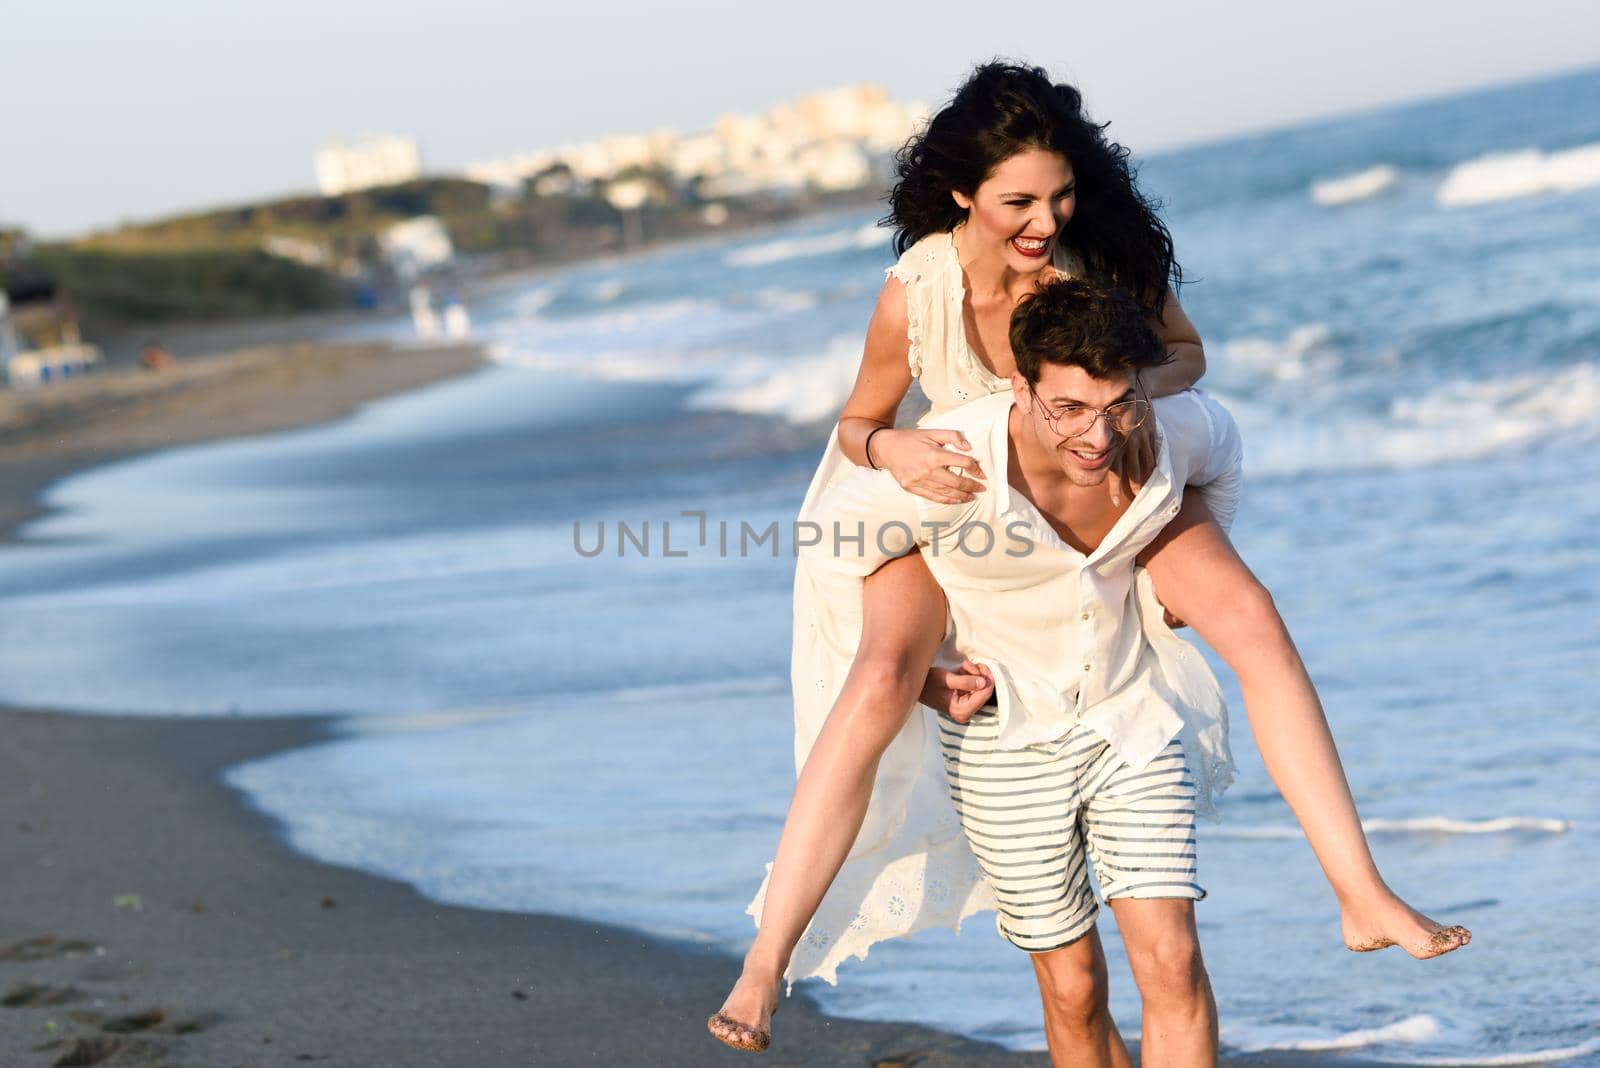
left=1009, top=279, right=1171, bottom=384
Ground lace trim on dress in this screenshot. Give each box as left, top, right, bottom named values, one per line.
left=885, top=240, right=938, bottom=380
left=942, top=231, right=1009, bottom=401
left=747, top=798, right=998, bottom=989
left=1135, top=569, right=1237, bottom=819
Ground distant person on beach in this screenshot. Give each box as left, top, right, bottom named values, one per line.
left=710, top=63, right=1469, bottom=1061
left=140, top=340, right=176, bottom=372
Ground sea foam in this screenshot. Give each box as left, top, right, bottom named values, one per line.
left=724, top=222, right=888, bottom=267
left=686, top=334, right=864, bottom=424
left=1216, top=323, right=1343, bottom=384
left=1227, top=360, right=1600, bottom=477
left=1437, top=142, right=1600, bottom=207
left=1228, top=1013, right=1439, bottom=1053
left=1206, top=817, right=1571, bottom=839
left=1312, top=164, right=1400, bottom=206
left=1229, top=1021, right=1600, bottom=1065
left=1388, top=1037, right=1600, bottom=1066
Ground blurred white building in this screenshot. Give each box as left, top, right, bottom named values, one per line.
left=668, top=133, right=727, bottom=182
left=794, top=139, right=873, bottom=191
left=316, top=135, right=423, bottom=196
left=462, top=84, right=928, bottom=200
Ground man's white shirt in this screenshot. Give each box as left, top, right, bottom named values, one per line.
left=800, top=388, right=1243, bottom=770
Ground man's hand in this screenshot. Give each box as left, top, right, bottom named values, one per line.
left=872, top=428, right=986, bottom=505
left=920, top=660, right=995, bottom=723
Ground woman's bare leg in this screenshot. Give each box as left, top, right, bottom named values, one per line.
left=1138, top=497, right=1471, bottom=959
left=710, top=551, right=947, bottom=1048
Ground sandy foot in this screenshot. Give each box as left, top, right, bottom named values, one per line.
left=1343, top=897, right=1472, bottom=959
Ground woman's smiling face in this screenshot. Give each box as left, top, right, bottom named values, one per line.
left=953, top=148, right=1076, bottom=273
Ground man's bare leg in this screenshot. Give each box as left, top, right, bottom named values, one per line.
left=1030, top=928, right=1134, bottom=1068
left=1138, top=497, right=1471, bottom=959
left=1109, top=899, right=1217, bottom=1067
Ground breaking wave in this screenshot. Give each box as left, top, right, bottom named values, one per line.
left=1224, top=359, right=1600, bottom=477
left=687, top=334, right=863, bottom=424
left=1437, top=142, right=1600, bottom=207
left=725, top=222, right=889, bottom=267
left=1214, top=323, right=1345, bottom=384
left=1312, top=164, right=1400, bottom=206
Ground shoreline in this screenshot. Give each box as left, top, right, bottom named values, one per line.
left=0, top=330, right=1384, bottom=1065
left=0, top=338, right=484, bottom=542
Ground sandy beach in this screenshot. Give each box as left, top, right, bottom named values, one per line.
left=0, top=337, right=1375, bottom=1067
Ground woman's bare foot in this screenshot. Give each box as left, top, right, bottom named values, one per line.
left=1341, top=892, right=1471, bottom=959
left=707, top=965, right=780, bottom=1053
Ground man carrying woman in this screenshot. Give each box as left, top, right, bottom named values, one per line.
left=710, top=62, right=1468, bottom=1063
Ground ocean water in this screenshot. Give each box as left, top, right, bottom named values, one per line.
left=4, top=68, right=1600, bottom=1063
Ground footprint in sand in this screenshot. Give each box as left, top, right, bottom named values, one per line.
left=31, top=1007, right=219, bottom=1065
left=36, top=1035, right=166, bottom=1067
left=88, top=1006, right=217, bottom=1036
left=0, top=937, right=98, bottom=962
left=100, top=1008, right=167, bottom=1034
left=2, top=981, right=83, bottom=1007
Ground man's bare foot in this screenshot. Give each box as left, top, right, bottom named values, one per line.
left=707, top=967, right=779, bottom=1053
left=1342, top=893, right=1471, bottom=959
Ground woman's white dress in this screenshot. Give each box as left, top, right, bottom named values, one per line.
left=746, top=230, right=1236, bottom=985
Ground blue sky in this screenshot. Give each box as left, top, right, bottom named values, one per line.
left=5, top=0, right=1598, bottom=237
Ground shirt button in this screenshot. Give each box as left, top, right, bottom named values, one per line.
left=1082, top=664, right=1092, bottom=672
left=1081, top=612, right=1090, bottom=621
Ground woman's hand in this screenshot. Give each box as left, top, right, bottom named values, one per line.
left=870, top=428, right=986, bottom=504
left=1107, top=418, right=1158, bottom=507
left=920, top=660, right=995, bottom=723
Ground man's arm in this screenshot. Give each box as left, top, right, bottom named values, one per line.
left=1138, top=502, right=1471, bottom=959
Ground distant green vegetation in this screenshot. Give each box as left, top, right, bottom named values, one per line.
left=34, top=245, right=348, bottom=323
left=16, top=181, right=495, bottom=327
left=80, top=178, right=496, bottom=257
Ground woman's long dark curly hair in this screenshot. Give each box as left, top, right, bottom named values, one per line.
left=885, top=61, right=1181, bottom=315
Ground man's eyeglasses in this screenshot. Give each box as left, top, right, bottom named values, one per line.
left=1029, top=389, right=1151, bottom=439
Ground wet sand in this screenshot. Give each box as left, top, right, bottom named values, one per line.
left=0, top=337, right=1372, bottom=1065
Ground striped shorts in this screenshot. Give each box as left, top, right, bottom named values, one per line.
left=937, top=711, right=1204, bottom=954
